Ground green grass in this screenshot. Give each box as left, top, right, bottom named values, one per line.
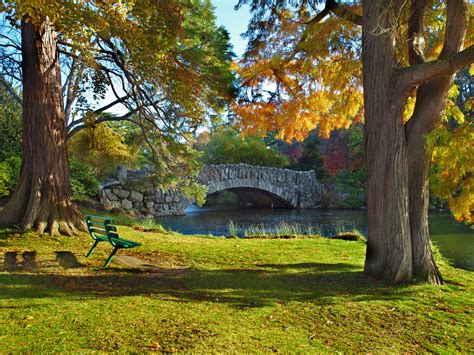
left=229, top=221, right=324, bottom=238
left=0, top=221, right=473, bottom=353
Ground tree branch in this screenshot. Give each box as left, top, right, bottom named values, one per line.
left=395, top=45, right=474, bottom=89
left=439, top=0, right=468, bottom=60
left=330, top=3, right=362, bottom=26
left=95, top=94, right=131, bottom=114
left=407, top=0, right=430, bottom=65
left=0, top=74, right=22, bottom=104
left=67, top=110, right=138, bottom=139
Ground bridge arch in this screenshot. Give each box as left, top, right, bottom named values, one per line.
left=206, top=185, right=295, bottom=208
left=197, top=164, right=322, bottom=209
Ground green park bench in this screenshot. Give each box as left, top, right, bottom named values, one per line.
left=85, top=215, right=141, bottom=267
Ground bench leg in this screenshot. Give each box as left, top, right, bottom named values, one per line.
left=104, top=246, right=119, bottom=267
left=86, top=240, right=99, bottom=257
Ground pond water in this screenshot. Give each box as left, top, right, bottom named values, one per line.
left=159, top=207, right=474, bottom=271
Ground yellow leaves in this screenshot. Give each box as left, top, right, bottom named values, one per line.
left=236, top=37, right=363, bottom=142
left=465, top=98, right=473, bottom=112
left=68, top=121, right=138, bottom=178
left=403, top=95, right=416, bottom=123
left=441, top=84, right=464, bottom=124
left=464, top=2, right=474, bottom=48
left=428, top=122, right=474, bottom=224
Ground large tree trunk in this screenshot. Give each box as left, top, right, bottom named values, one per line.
left=405, top=0, right=467, bottom=284
left=0, top=17, right=84, bottom=236
left=362, top=1, right=413, bottom=283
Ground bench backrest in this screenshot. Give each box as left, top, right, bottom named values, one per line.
left=86, top=216, right=121, bottom=246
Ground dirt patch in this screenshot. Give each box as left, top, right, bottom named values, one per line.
left=113, top=255, right=166, bottom=271
left=131, top=226, right=165, bottom=233
left=21, top=251, right=37, bottom=269
left=2, top=251, right=38, bottom=271
left=331, top=232, right=366, bottom=241
left=55, top=251, right=85, bottom=269
left=4, top=251, right=19, bottom=271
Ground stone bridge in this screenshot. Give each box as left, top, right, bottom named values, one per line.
left=198, top=164, right=322, bottom=208
left=100, top=164, right=323, bottom=217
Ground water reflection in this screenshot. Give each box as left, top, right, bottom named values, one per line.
left=160, top=206, right=473, bottom=271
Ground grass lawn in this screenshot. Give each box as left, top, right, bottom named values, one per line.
left=0, top=220, right=473, bottom=353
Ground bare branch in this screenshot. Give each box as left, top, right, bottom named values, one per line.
left=405, top=0, right=469, bottom=141
left=67, top=110, right=138, bottom=138
left=395, top=45, right=474, bottom=90
left=331, top=3, right=362, bottom=26
left=94, top=94, right=131, bottom=114
left=0, top=74, right=22, bottom=104
left=439, top=0, right=468, bottom=60
left=407, top=0, right=431, bottom=65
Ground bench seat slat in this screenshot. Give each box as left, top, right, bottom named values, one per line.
left=89, top=226, right=107, bottom=234
left=91, top=234, right=109, bottom=241
left=87, top=221, right=111, bottom=226
left=109, top=238, right=141, bottom=248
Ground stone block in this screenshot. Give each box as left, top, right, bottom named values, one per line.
left=121, top=199, right=133, bottom=210
left=106, top=192, right=119, bottom=201
left=116, top=189, right=130, bottom=199
left=129, top=191, right=143, bottom=202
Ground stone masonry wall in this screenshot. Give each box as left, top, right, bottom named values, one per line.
left=100, top=186, right=188, bottom=218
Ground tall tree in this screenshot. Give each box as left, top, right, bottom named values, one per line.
left=235, top=0, right=473, bottom=283
left=0, top=0, right=235, bottom=235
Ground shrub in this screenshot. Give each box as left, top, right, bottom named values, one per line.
left=333, top=168, right=366, bottom=208
left=331, top=232, right=366, bottom=242
left=69, top=157, right=100, bottom=201
left=0, top=156, right=20, bottom=197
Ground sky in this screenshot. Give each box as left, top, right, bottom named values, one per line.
left=212, top=0, right=251, bottom=58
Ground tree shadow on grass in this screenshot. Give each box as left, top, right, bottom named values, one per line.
left=0, top=261, right=420, bottom=308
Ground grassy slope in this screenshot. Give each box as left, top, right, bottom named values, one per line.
left=0, top=225, right=473, bottom=353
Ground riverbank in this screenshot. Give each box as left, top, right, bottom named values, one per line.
left=160, top=207, right=474, bottom=271
left=1, top=220, right=472, bottom=352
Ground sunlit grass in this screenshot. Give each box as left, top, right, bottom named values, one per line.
left=228, top=220, right=360, bottom=239
left=0, top=217, right=472, bottom=353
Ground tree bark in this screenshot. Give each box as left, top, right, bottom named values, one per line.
left=0, top=17, right=84, bottom=236
left=405, top=80, right=452, bottom=284
left=362, top=1, right=413, bottom=283
left=405, top=0, right=468, bottom=284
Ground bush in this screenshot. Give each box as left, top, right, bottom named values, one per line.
left=69, top=157, right=100, bottom=201
left=202, top=129, right=288, bottom=167
left=68, top=121, right=139, bottom=179
left=331, top=232, right=366, bottom=241
left=0, top=156, right=20, bottom=197
left=289, top=132, right=325, bottom=179
left=333, top=168, right=366, bottom=208
left=0, top=87, right=22, bottom=161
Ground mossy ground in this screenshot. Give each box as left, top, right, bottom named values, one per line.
left=0, top=217, right=472, bottom=353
